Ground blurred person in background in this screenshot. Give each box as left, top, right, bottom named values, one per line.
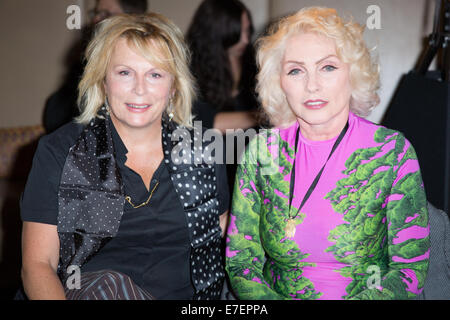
left=186, top=0, right=259, bottom=133
left=186, top=0, right=261, bottom=202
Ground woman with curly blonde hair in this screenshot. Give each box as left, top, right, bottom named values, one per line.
left=226, top=7, right=430, bottom=299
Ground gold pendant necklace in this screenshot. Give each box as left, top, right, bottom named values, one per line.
left=285, top=218, right=297, bottom=238
left=286, top=121, right=349, bottom=239
left=125, top=181, right=159, bottom=209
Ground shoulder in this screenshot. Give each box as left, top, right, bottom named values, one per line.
left=235, top=128, right=289, bottom=178
left=36, top=121, right=85, bottom=165
left=244, top=126, right=291, bottom=159
left=41, top=121, right=83, bottom=144
left=350, top=113, right=411, bottom=147
left=21, top=122, right=85, bottom=225
left=350, top=114, right=421, bottom=172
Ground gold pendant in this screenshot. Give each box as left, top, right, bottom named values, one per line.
left=285, top=219, right=297, bottom=238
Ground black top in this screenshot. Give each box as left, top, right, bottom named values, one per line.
left=20, top=119, right=230, bottom=300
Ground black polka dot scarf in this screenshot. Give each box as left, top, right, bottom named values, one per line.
left=57, top=108, right=224, bottom=299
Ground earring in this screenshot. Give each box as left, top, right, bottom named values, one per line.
left=167, top=97, right=174, bottom=121
left=104, top=96, right=110, bottom=112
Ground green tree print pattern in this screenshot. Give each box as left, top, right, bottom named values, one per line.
left=325, top=127, right=429, bottom=299
left=226, top=124, right=429, bottom=300
left=226, top=131, right=321, bottom=299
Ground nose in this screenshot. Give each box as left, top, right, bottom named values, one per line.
left=133, top=75, right=146, bottom=96
left=305, top=72, right=320, bottom=93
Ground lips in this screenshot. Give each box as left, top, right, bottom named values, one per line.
left=304, top=99, right=328, bottom=110
left=126, top=103, right=151, bottom=111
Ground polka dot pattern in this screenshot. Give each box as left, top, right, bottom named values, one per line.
left=57, top=110, right=224, bottom=299
left=57, top=109, right=125, bottom=283
left=162, top=118, right=224, bottom=300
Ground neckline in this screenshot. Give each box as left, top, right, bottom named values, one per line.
left=290, top=112, right=354, bottom=147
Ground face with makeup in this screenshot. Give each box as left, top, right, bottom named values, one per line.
left=104, top=37, right=174, bottom=133
left=280, top=32, right=352, bottom=140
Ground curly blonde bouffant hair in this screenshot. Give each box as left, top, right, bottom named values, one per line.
left=256, top=7, right=380, bottom=127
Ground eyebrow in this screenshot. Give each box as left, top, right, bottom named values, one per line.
left=284, top=54, right=339, bottom=66
left=112, top=64, right=163, bottom=72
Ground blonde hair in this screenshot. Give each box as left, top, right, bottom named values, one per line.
left=256, top=7, right=380, bottom=127
left=77, top=13, right=195, bottom=127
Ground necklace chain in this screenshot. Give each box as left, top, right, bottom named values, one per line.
left=288, top=121, right=349, bottom=220
left=125, top=181, right=159, bottom=209
left=285, top=122, right=348, bottom=238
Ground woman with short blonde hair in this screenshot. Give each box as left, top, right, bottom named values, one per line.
left=226, top=7, right=429, bottom=300
left=77, top=13, right=196, bottom=127
left=21, top=13, right=229, bottom=300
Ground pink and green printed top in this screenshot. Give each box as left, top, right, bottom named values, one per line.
left=225, top=112, right=430, bottom=300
